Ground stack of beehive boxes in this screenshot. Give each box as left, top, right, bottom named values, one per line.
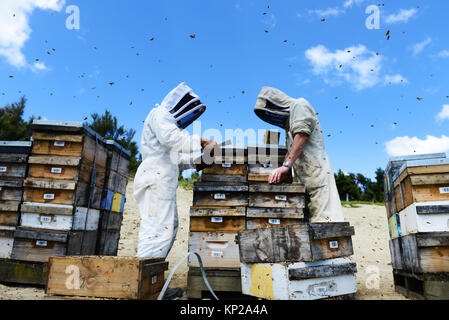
left=385, top=153, right=449, bottom=300
left=187, top=141, right=356, bottom=300
left=97, top=140, right=131, bottom=256
left=0, top=142, right=32, bottom=260
left=12, top=120, right=108, bottom=263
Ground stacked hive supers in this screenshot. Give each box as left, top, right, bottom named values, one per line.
left=187, top=144, right=357, bottom=300
left=0, top=142, right=32, bottom=260
left=385, top=153, right=449, bottom=300
left=0, top=120, right=130, bottom=286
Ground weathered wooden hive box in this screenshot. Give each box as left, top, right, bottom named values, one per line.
left=393, top=157, right=449, bottom=212
left=238, top=223, right=355, bottom=263
left=384, top=153, right=446, bottom=218
left=45, top=256, right=168, bottom=300
left=97, top=140, right=130, bottom=256
left=241, top=257, right=357, bottom=300
left=238, top=223, right=357, bottom=300
left=390, top=232, right=449, bottom=274
left=0, top=141, right=32, bottom=259
left=247, top=184, right=305, bottom=230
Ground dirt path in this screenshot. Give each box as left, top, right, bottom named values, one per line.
left=0, top=180, right=406, bottom=300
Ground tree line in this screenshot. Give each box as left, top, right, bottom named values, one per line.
left=1, top=97, right=386, bottom=202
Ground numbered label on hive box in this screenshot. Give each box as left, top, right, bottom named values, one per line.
left=268, top=219, right=281, bottom=225
left=54, top=141, right=65, bottom=147
left=0, top=166, right=7, bottom=173
left=40, top=216, right=52, bottom=223
left=440, top=187, right=449, bottom=194
left=214, top=193, right=226, bottom=200
left=222, top=163, right=232, bottom=168
left=51, top=167, right=63, bottom=174
left=329, top=241, right=339, bottom=249
left=275, top=195, right=287, bottom=201
left=44, top=194, right=55, bottom=200
left=211, top=251, right=223, bottom=258
left=36, top=240, right=48, bottom=247
left=211, top=217, right=223, bottom=223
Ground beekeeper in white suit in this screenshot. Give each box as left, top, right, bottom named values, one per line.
left=254, top=87, right=344, bottom=223
left=134, top=82, right=216, bottom=258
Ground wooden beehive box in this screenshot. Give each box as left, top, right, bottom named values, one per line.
left=0, top=202, right=20, bottom=227
left=104, top=140, right=130, bottom=193
left=11, top=228, right=68, bottom=263
left=190, top=206, right=246, bottom=232
left=399, top=201, right=449, bottom=235
left=385, top=153, right=447, bottom=218
left=193, top=182, right=248, bottom=207
left=238, top=223, right=355, bottom=263
left=388, top=213, right=402, bottom=239
left=393, top=157, right=449, bottom=212
left=45, top=256, right=168, bottom=300
left=188, top=231, right=240, bottom=269
left=241, top=257, right=357, bottom=300
left=202, top=163, right=248, bottom=183
left=247, top=184, right=305, bottom=229
left=393, top=232, right=449, bottom=274
left=96, top=211, right=123, bottom=256
left=248, top=163, right=293, bottom=184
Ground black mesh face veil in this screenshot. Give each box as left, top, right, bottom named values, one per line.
left=170, top=93, right=196, bottom=115
left=254, top=99, right=289, bottom=128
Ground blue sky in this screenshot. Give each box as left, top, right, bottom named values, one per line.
left=1, top=0, right=448, bottom=178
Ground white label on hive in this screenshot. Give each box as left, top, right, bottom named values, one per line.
left=0, top=166, right=7, bottom=172
left=44, top=194, right=55, bottom=200
left=268, top=219, right=281, bottom=225
left=329, top=241, right=339, bottom=249
left=211, top=217, right=223, bottom=223
left=275, top=195, right=287, bottom=201
left=214, top=193, right=226, bottom=200
left=54, top=141, right=65, bottom=147
left=40, top=216, right=52, bottom=223
left=222, top=163, right=232, bottom=168
left=314, top=286, right=327, bottom=295
left=51, top=167, right=62, bottom=174
left=152, top=275, right=158, bottom=284
left=262, top=163, right=273, bottom=168
left=440, top=187, right=449, bottom=194
left=211, top=251, right=223, bottom=258
left=0, top=187, right=2, bottom=191
left=36, top=240, right=48, bottom=247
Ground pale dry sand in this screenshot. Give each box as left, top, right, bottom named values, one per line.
left=0, top=180, right=406, bottom=300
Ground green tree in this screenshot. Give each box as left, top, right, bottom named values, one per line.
left=86, top=110, right=141, bottom=174
left=0, top=96, right=39, bottom=141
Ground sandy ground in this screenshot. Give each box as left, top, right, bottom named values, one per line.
left=0, top=179, right=406, bottom=300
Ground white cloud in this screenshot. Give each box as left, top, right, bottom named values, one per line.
left=386, top=135, right=449, bottom=157
left=384, top=74, right=408, bottom=85
left=385, top=8, right=418, bottom=24
left=0, top=0, right=65, bottom=69
left=308, top=7, right=343, bottom=17
left=412, top=37, right=432, bottom=56
left=343, top=0, right=364, bottom=8
left=438, top=50, right=449, bottom=58
left=305, top=44, right=384, bottom=90
left=436, top=105, right=449, bottom=123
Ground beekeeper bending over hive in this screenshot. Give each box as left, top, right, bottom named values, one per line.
left=134, top=82, right=217, bottom=258
left=254, top=87, right=344, bottom=223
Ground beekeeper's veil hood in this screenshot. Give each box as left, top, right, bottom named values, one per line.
left=254, top=87, right=295, bottom=128
left=161, top=82, right=206, bottom=129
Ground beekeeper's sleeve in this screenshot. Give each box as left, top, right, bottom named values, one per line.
left=289, top=100, right=317, bottom=136
left=150, top=108, right=202, bottom=154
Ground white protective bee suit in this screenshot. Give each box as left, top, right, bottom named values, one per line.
left=254, top=87, right=344, bottom=223
left=134, top=83, right=205, bottom=258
